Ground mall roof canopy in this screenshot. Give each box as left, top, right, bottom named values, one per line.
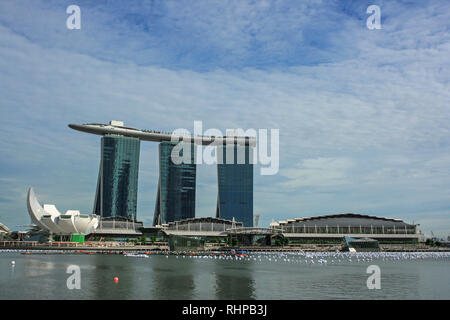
left=162, top=217, right=244, bottom=237
left=0, top=222, right=10, bottom=233
left=227, top=227, right=282, bottom=235
left=274, top=213, right=414, bottom=228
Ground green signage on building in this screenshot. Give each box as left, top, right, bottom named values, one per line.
left=71, top=234, right=85, bottom=243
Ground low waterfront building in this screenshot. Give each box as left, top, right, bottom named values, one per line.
left=161, top=217, right=285, bottom=247
left=27, top=187, right=99, bottom=241
left=343, top=236, right=380, bottom=252
left=0, top=222, right=9, bottom=234
left=161, top=217, right=243, bottom=237
left=0, top=222, right=10, bottom=239
left=227, top=227, right=283, bottom=246
left=90, top=216, right=143, bottom=238
left=272, top=213, right=424, bottom=244
left=168, top=234, right=205, bottom=251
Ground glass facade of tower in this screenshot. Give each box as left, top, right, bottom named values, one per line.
left=94, top=135, right=140, bottom=221
left=216, top=144, right=253, bottom=227
left=153, top=141, right=196, bottom=225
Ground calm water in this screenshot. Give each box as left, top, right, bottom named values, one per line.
left=0, top=251, right=449, bottom=300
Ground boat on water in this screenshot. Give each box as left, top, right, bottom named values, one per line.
left=124, top=253, right=149, bottom=258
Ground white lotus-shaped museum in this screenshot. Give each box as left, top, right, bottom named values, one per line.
left=27, top=187, right=99, bottom=235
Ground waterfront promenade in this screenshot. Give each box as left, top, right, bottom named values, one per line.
left=0, top=241, right=169, bottom=253
left=1, top=240, right=449, bottom=253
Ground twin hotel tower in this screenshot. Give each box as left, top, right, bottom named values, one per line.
left=69, top=121, right=255, bottom=228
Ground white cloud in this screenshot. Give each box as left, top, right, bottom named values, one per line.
left=0, top=0, right=449, bottom=236
left=279, top=157, right=354, bottom=188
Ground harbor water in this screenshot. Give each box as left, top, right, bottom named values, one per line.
left=1, top=251, right=449, bottom=300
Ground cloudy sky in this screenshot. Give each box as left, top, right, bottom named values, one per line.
left=0, top=0, right=449, bottom=237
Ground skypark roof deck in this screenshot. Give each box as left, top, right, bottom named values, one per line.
left=69, top=122, right=256, bottom=146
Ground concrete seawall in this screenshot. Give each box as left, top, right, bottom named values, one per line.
left=2, top=241, right=449, bottom=253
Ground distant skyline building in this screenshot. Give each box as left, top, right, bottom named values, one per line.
left=216, top=144, right=254, bottom=227
left=153, top=141, right=196, bottom=225
left=69, top=121, right=255, bottom=227
left=94, top=134, right=140, bottom=221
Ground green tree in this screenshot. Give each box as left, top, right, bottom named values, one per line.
left=139, top=236, right=147, bottom=244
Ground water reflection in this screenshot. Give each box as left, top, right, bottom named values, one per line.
left=24, top=258, right=56, bottom=277
left=151, top=256, right=196, bottom=299
left=214, top=259, right=255, bottom=299
left=90, top=255, right=136, bottom=300
left=0, top=252, right=448, bottom=299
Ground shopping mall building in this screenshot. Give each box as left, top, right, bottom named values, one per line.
left=270, top=213, right=424, bottom=244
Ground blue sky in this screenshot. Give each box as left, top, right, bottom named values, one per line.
left=0, top=0, right=449, bottom=237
